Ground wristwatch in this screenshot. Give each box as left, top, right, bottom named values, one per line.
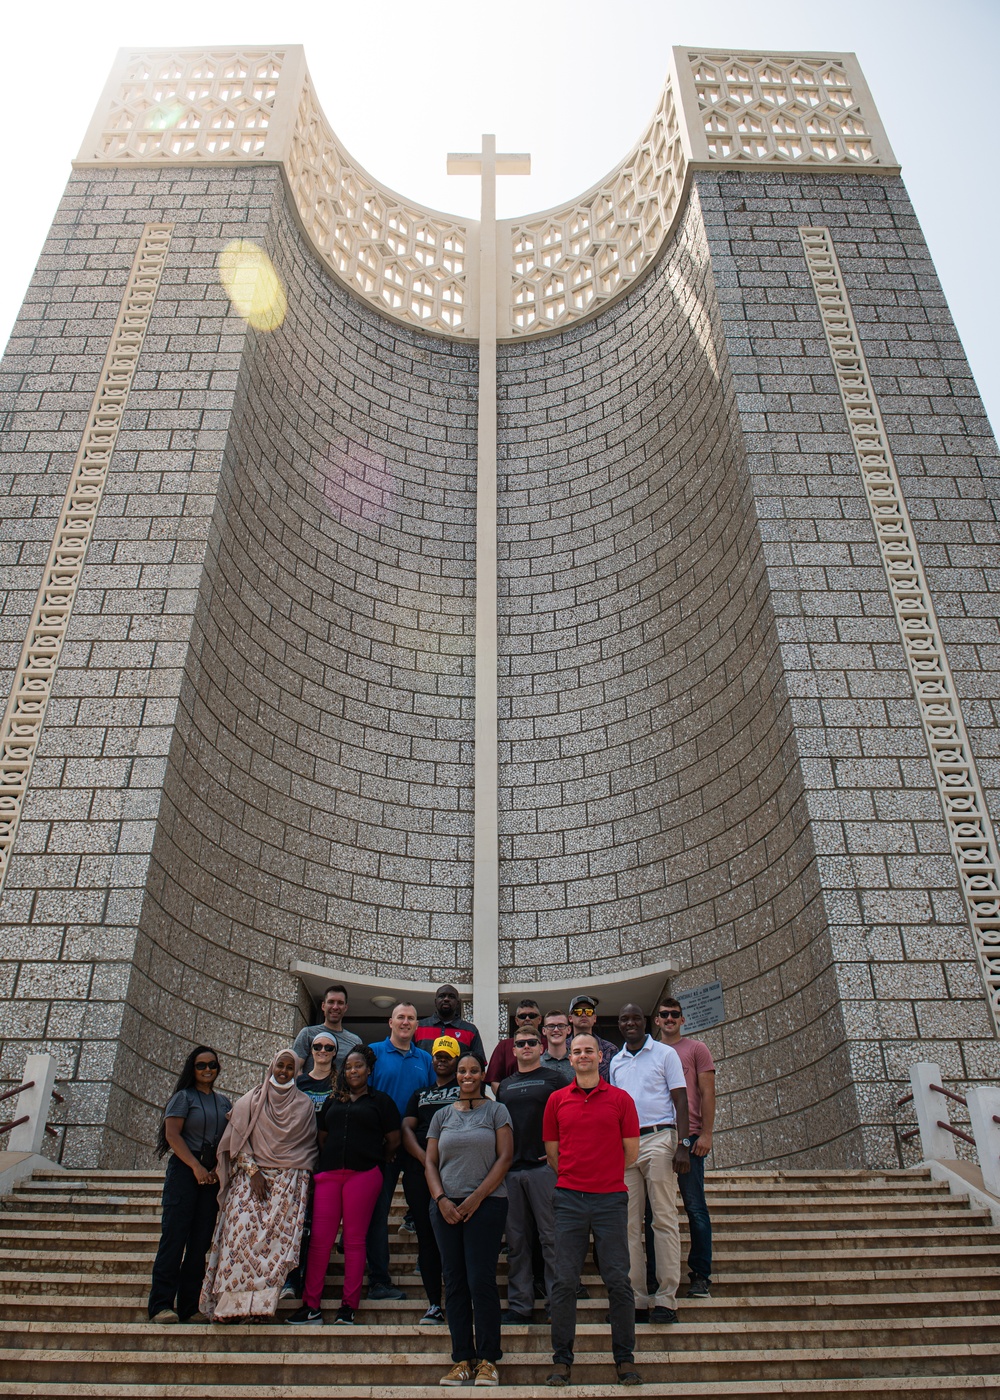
left=680, top=1137, right=693, bottom=1149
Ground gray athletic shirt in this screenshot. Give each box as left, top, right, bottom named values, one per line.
left=426, top=1100, right=513, bottom=1200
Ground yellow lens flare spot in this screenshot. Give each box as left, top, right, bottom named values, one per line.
left=219, top=240, right=287, bottom=331
left=145, top=102, right=185, bottom=132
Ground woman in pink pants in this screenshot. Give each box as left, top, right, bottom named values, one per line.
left=286, top=1046, right=401, bottom=1325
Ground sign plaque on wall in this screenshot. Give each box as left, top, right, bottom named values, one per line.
left=675, top=980, right=724, bottom=1034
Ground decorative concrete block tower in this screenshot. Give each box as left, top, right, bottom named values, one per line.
left=1, top=46, right=998, bottom=1168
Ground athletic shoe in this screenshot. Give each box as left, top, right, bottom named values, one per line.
left=474, top=1360, right=499, bottom=1386
left=285, top=1305, right=323, bottom=1325
left=398, top=1211, right=416, bottom=1234
left=546, top=1364, right=571, bottom=1387
left=367, top=1283, right=406, bottom=1300
left=334, top=1304, right=355, bottom=1325
left=440, top=1360, right=475, bottom=1386
left=616, top=1363, right=644, bottom=1385
left=501, top=1309, right=533, bottom=1323
left=150, top=1310, right=178, bottom=1324
left=686, top=1275, right=711, bottom=1298
left=278, top=1284, right=297, bottom=1301
left=419, top=1304, right=445, bottom=1325
left=650, top=1306, right=678, bottom=1324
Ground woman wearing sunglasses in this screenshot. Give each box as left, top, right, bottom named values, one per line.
left=149, top=1045, right=232, bottom=1323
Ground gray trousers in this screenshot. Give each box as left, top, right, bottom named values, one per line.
left=550, top=1188, right=634, bottom=1367
left=505, top=1163, right=556, bottom=1314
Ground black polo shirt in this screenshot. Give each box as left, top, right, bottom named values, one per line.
left=318, top=1089, right=401, bottom=1173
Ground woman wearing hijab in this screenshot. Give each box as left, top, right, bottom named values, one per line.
left=200, top=1050, right=318, bottom=1321
left=148, top=1045, right=232, bottom=1323
left=286, top=1045, right=401, bottom=1326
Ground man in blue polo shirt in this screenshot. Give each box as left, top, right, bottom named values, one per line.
left=366, top=1002, right=435, bottom=1299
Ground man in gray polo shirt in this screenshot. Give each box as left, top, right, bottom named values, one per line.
left=292, top=984, right=363, bottom=1073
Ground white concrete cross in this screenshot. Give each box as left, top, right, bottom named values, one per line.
left=448, top=137, right=529, bottom=1052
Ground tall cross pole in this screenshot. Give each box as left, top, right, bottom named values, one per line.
left=447, top=137, right=529, bottom=1054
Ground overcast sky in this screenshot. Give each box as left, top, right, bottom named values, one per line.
left=3, top=0, right=997, bottom=439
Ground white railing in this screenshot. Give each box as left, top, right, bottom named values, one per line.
left=898, top=1061, right=1000, bottom=1198
left=0, top=1054, right=62, bottom=1156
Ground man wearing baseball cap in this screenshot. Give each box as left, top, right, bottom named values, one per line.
left=401, top=1035, right=463, bottom=1325
left=568, top=996, right=617, bottom=1082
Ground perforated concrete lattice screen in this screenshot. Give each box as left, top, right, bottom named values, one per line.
left=76, top=46, right=897, bottom=342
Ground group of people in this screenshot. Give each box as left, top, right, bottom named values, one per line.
left=147, top=982, right=716, bottom=1388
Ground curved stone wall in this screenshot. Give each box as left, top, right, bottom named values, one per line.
left=108, top=172, right=479, bottom=1155
left=496, top=191, right=854, bottom=1167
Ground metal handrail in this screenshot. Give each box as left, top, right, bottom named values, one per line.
left=0, top=1081, right=34, bottom=1106
left=899, top=1127, right=920, bottom=1141
left=937, top=1120, right=976, bottom=1147
left=0, top=1115, right=29, bottom=1135
left=931, top=1083, right=968, bottom=1108
left=896, top=1091, right=914, bottom=1107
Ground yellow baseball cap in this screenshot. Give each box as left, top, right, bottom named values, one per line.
left=431, top=1035, right=461, bottom=1058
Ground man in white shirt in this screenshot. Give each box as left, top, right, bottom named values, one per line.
left=609, top=1003, right=689, bottom=1323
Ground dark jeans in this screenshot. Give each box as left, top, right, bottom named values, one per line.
left=430, top=1195, right=507, bottom=1363
left=148, top=1155, right=220, bottom=1320
left=403, top=1162, right=442, bottom=1307
left=365, top=1156, right=404, bottom=1288
left=644, top=1135, right=712, bottom=1287
left=550, top=1188, right=634, bottom=1366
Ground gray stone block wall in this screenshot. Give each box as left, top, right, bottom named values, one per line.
left=0, top=165, right=271, bottom=1162
left=497, top=193, right=853, bottom=1168
left=696, top=168, right=1000, bottom=1165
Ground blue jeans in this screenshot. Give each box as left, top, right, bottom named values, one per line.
left=431, top=1194, right=507, bottom=1363
left=677, top=1141, right=712, bottom=1283
left=644, top=1134, right=712, bottom=1286
left=550, top=1188, right=634, bottom=1366
left=365, top=1156, right=404, bottom=1288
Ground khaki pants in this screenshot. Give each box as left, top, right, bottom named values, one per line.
left=625, top=1126, right=680, bottom=1309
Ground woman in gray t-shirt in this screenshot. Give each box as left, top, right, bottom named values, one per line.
left=425, top=1053, right=513, bottom=1387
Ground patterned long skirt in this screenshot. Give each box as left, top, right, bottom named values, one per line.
left=200, top=1163, right=310, bottom=1319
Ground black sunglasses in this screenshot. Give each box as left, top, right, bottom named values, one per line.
left=312, top=1043, right=336, bottom=1052
left=515, top=1037, right=540, bottom=1047
left=195, top=1061, right=220, bottom=1071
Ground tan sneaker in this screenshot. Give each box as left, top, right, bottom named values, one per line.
left=440, top=1360, right=475, bottom=1386
left=150, top=1309, right=178, bottom=1324
left=474, top=1360, right=499, bottom=1387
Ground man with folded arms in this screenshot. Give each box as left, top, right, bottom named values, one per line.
left=610, top=1003, right=689, bottom=1326
left=542, top=1033, right=642, bottom=1387
left=497, top=1023, right=564, bottom=1323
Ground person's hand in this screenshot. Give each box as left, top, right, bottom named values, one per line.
left=436, top=1197, right=462, bottom=1225
left=692, top=1133, right=711, bottom=1158
left=193, top=1164, right=214, bottom=1187
left=672, top=1145, right=691, bottom=1176
left=249, top=1170, right=269, bottom=1201
left=456, top=1193, right=481, bottom=1221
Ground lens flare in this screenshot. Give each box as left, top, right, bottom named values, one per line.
left=219, top=240, right=287, bottom=331
left=145, top=102, right=185, bottom=132
left=321, top=437, right=396, bottom=531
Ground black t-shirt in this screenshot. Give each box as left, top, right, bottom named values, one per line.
left=296, top=1071, right=334, bottom=1127
left=496, top=1066, right=564, bottom=1169
left=318, top=1089, right=401, bottom=1173
left=403, top=1081, right=461, bottom=1154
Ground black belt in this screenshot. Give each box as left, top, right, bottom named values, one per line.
left=639, top=1123, right=674, bottom=1136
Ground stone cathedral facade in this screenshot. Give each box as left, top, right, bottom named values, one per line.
left=1, top=45, right=998, bottom=1169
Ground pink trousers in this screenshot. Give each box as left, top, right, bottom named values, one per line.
left=303, top=1165, right=383, bottom=1310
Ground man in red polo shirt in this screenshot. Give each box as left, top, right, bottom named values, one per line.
left=542, top=1033, right=642, bottom=1387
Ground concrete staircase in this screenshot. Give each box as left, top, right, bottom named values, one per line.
left=1, top=1166, right=999, bottom=1397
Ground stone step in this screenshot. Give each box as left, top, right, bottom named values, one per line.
left=0, top=1379, right=995, bottom=1400
left=5, top=1314, right=1000, bottom=1355
left=5, top=1287, right=1000, bottom=1325
left=1, top=1341, right=998, bottom=1386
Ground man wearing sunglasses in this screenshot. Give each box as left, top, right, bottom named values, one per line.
left=497, top=1028, right=564, bottom=1323
left=654, top=998, right=715, bottom=1299
left=567, top=996, right=617, bottom=1082
left=487, top=1000, right=546, bottom=1091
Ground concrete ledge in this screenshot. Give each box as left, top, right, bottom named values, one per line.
left=921, top=1158, right=1000, bottom=1226
left=0, top=1152, right=62, bottom=1199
